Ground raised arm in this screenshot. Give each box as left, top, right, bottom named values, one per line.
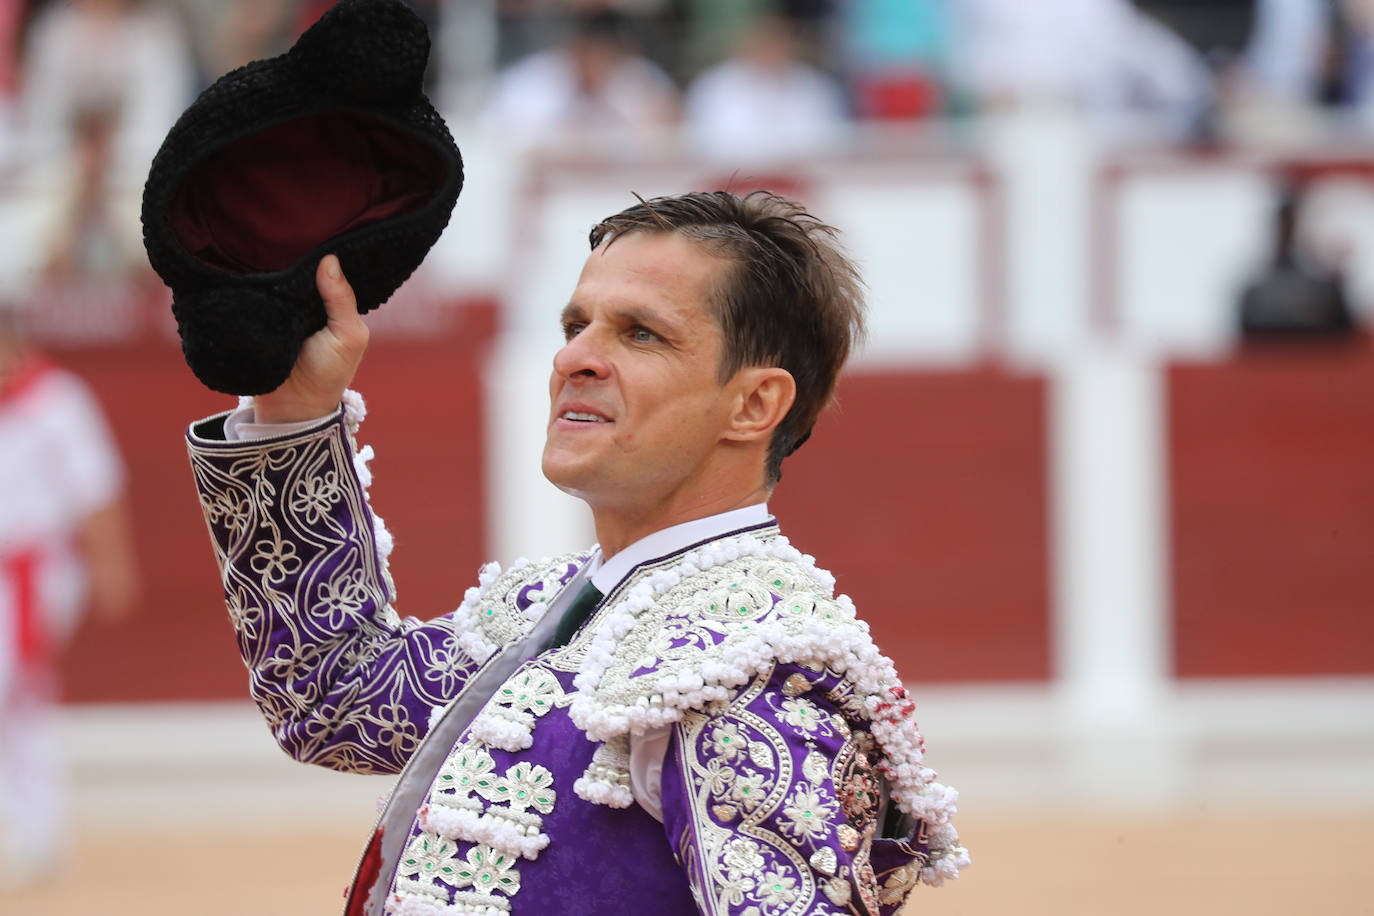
left=186, top=257, right=485, bottom=775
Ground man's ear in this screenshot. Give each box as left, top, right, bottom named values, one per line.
left=724, top=367, right=796, bottom=442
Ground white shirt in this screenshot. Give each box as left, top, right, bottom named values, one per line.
left=1, top=362, right=125, bottom=684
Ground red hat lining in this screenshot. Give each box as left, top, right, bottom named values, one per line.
left=168, top=109, right=446, bottom=274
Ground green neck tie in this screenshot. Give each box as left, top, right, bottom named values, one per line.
left=548, top=579, right=604, bottom=649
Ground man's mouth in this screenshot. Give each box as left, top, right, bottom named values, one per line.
left=561, top=411, right=609, bottom=423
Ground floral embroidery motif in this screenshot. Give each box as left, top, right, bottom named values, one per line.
left=780, top=785, right=838, bottom=842
left=776, top=696, right=829, bottom=734
left=729, top=772, right=767, bottom=812
left=670, top=655, right=967, bottom=915
left=468, top=664, right=569, bottom=751
left=392, top=671, right=573, bottom=915
left=419, top=741, right=558, bottom=861
left=388, top=844, right=521, bottom=915
left=453, top=844, right=521, bottom=896
left=758, top=869, right=800, bottom=907
left=717, top=837, right=768, bottom=907
left=397, top=832, right=461, bottom=883
left=315, top=565, right=373, bottom=627
left=249, top=535, right=301, bottom=584
left=288, top=467, right=342, bottom=523
left=435, top=745, right=498, bottom=799
left=464, top=556, right=585, bottom=656
left=188, top=400, right=494, bottom=775
left=709, top=722, right=748, bottom=760
left=677, top=673, right=848, bottom=916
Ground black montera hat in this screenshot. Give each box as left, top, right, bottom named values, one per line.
left=142, top=0, right=463, bottom=395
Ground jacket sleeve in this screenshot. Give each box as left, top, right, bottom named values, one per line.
left=186, top=405, right=485, bottom=775
left=659, top=662, right=937, bottom=916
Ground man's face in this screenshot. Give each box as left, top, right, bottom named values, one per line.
left=542, top=231, right=740, bottom=517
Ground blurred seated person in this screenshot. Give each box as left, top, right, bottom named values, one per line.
left=841, top=0, right=950, bottom=120
left=201, top=0, right=297, bottom=78
left=11, top=0, right=191, bottom=289
left=955, top=0, right=1211, bottom=135
left=481, top=8, right=678, bottom=158
left=1238, top=185, right=1355, bottom=338
left=683, top=8, right=849, bottom=166
left=40, top=103, right=130, bottom=286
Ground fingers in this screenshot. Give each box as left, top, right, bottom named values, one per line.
left=317, top=255, right=361, bottom=329
left=254, top=256, right=368, bottom=424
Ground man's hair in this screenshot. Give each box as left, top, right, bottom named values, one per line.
left=589, top=190, right=866, bottom=485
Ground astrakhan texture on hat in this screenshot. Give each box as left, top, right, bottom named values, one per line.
left=142, top=0, right=463, bottom=395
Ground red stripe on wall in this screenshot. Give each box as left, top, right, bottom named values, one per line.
left=771, top=367, right=1051, bottom=683
left=53, top=323, right=1050, bottom=700
left=1170, top=336, right=1374, bottom=677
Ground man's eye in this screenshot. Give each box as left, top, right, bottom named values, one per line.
left=563, top=322, right=586, bottom=340
left=631, top=327, right=658, bottom=343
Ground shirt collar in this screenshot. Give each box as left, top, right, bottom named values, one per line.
left=587, top=503, right=774, bottom=594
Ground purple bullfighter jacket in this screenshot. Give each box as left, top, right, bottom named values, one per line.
left=186, top=394, right=968, bottom=916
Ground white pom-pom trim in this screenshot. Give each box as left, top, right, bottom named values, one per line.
left=442, top=561, right=509, bottom=666
left=572, top=777, right=633, bottom=808
left=467, top=712, right=534, bottom=752
left=342, top=389, right=367, bottom=432
left=385, top=893, right=486, bottom=916
left=564, top=530, right=968, bottom=883
left=337, top=389, right=397, bottom=601
left=419, top=804, right=549, bottom=860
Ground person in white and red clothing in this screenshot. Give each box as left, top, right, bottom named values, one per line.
left=0, top=301, right=138, bottom=887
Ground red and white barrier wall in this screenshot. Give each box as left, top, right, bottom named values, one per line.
left=33, top=114, right=1374, bottom=818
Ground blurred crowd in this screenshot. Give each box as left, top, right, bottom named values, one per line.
left=1, top=0, right=1373, bottom=163
left=0, top=0, right=1370, bottom=308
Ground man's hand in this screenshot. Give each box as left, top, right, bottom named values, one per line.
left=253, top=255, right=369, bottom=424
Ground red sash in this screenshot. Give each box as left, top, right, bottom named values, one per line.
left=0, top=353, right=56, bottom=406
left=3, top=549, right=48, bottom=667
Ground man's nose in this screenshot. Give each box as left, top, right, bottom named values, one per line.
left=552, top=326, right=610, bottom=380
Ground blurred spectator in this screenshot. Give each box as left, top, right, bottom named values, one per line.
left=841, top=0, right=949, bottom=120
left=683, top=9, right=848, bottom=165
left=1242, top=0, right=1331, bottom=104
left=1339, top=0, right=1374, bottom=110
left=8, top=0, right=192, bottom=291
left=685, top=0, right=833, bottom=76
left=0, top=299, right=138, bottom=887
left=1238, top=183, right=1355, bottom=338
left=481, top=8, right=677, bottom=157
left=954, top=0, right=1211, bottom=132
left=1140, top=0, right=1335, bottom=136
left=1134, top=0, right=1256, bottom=66
left=199, top=0, right=297, bottom=78
left=39, top=102, right=127, bottom=287
left=497, top=1, right=677, bottom=63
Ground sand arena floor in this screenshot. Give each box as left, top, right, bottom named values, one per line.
left=4, top=814, right=1371, bottom=915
